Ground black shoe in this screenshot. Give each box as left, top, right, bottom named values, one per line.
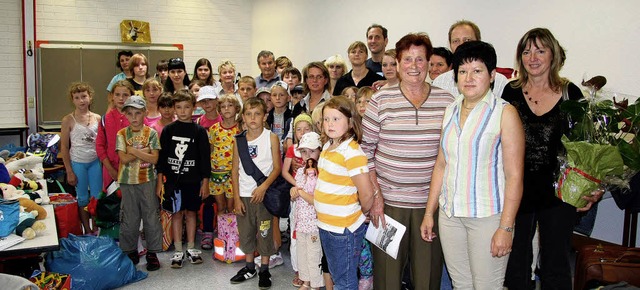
left=128, top=251, right=139, bottom=265
left=146, top=253, right=160, bottom=271
left=258, top=270, right=272, bottom=289
left=230, top=266, right=257, bottom=284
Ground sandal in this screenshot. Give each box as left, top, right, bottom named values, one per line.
left=292, top=272, right=304, bottom=287
left=200, top=232, right=213, bottom=250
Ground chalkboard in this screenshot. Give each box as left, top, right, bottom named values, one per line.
left=36, top=42, right=183, bottom=124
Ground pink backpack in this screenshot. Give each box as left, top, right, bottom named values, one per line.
left=213, top=213, right=245, bottom=263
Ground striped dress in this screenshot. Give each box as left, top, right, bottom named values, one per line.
left=314, top=138, right=369, bottom=233
left=361, top=85, right=455, bottom=208
left=439, top=91, right=507, bottom=218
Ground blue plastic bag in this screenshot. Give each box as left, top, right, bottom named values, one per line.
left=45, top=234, right=147, bottom=290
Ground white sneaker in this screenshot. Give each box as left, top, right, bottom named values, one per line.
left=187, top=248, right=203, bottom=264
left=170, top=251, right=184, bottom=268
left=254, top=252, right=284, bottom=268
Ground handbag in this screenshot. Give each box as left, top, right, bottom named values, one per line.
left=0, top=198, right=20, bottom=237
left=236, top=131, right=291, bottom=218
left=575, top=244, right=640, bottom=289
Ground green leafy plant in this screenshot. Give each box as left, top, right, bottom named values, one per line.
left=561, top=76, right=640, bottom=172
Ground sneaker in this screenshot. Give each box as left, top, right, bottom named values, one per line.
left=146, top=253, right=160, bottom=271
left=258, top=270, right=272, bottom=289
left=187, top=248, right=203, bottom=264
left=230, top=266, right=257, bottom=284
left=127, top=251, right=139, bottom=265
left=269, top=252, right=284, bottom=268
left=254, top=252, right=285, bottom=269
left=201, top=232, right=213, bottom=250
left=171, top=251, right=184, bottom=269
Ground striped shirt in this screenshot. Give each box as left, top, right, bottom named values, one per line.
left=361, top=85, right=455, bottom=208
left=116, top=126, right=160, bottom=184
left=439, top=91, right=507, bottom=218
left=314, top=138, right=369, bottom=233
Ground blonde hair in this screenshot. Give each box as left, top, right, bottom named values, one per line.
left=217, top=94, right=241, bottom=113
left=311, top=102, right=325, bottom=134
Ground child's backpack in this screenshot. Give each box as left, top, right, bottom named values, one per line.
left=27, top=133, right=60, bottom=167
left=213, top=213, right=245, bottom=263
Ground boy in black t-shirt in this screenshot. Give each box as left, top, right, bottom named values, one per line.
left=156, top=90, right=211, bottom=269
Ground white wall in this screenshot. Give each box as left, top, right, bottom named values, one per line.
left=251, top=0, right=640, bottom=100
left=0, top=0, right=26, bottom=126
left=35, top=0, right=254, bottom=82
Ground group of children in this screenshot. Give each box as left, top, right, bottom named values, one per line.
left=60, top=52, right=381, bottom=290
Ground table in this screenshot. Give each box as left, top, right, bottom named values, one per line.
left=0, top=124, right=29, bottom=147
left=0, top=205, right=59, bottom=277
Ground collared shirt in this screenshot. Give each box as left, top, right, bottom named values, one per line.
left=314, top=138, right=369, bottom=233
left=361, top=85, right=455, bottom=208
left=432, top=70, right=509, bottom=99
left=255, top=73, right=281, bottom=89
left=301, top=90, right=332, bottom=113
left=439, top=90, right=508, bottom=218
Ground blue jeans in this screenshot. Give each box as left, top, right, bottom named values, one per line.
left=71, top=159, right=102, bottom=206
left=319, top=222, right=367, bottom=290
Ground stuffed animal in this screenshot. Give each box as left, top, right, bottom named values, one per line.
left=16, top=199, right=46, bottom=240
left=10, top=172, right=43, bottom=191
left=19, top=198, right=46, bottom=220
left=0, top=183, right=29, bottom=200
left=5, top=155, right=44, bottom=179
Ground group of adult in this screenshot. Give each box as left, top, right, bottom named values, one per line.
left=357, top=20, right=603, bottom=290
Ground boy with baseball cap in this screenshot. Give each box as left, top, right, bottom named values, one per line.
left=116, top=95, right=162, bottom=271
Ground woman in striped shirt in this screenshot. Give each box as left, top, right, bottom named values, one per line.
left=421, top=41, right=524, bottom=289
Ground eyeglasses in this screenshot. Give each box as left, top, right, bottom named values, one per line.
left=306, top=75, right=325, bottom=81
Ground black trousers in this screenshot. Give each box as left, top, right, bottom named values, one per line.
left=504, top=201, right=576, bottom=290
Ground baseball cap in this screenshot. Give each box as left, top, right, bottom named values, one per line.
left=123, top=95, right=146, bottom=110
left=255, top=86, right=271, bottom=98
left=291, top=84, right=304, bottom=94
left=272, top=81, right=290, bottom=95
left=196, top=86, right=218, bottom=102
left=297, top=132, right=322, bottom=150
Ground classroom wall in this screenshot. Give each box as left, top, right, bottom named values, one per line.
left=0, top=0, right=26, bottom=126
left=251, top=0, right=640, bottom=100
left=35, top=0, right=254, bottom=84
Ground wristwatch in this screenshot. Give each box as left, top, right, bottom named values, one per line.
left=499, top=225, right=514, bottom=232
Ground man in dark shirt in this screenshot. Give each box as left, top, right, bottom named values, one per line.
left=365, top=24, right=388, bottom=78
left=255, top=50, right=280, bottom=89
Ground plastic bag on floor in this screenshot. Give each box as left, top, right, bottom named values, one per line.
left=45, top=234, right=147, bottom=290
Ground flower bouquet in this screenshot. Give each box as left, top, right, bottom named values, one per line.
left=556, top=76, right=640, bottom=208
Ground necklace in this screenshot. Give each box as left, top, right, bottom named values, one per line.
left=523, top=90, right=538, bottom=105
left=74, top=111, right=91, bottom=126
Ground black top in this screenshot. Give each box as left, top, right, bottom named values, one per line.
left=157, top=121, right=211, bottom=184
left=501, top=81, right=582, bottom=211
left=332, top=69, right=384, bottom=96
left=127, top=78, right=143, bottom=92
left=365, top=58, right=383, bottom=77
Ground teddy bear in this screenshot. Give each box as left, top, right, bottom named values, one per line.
left=16, top=198, right=47, bottom=240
